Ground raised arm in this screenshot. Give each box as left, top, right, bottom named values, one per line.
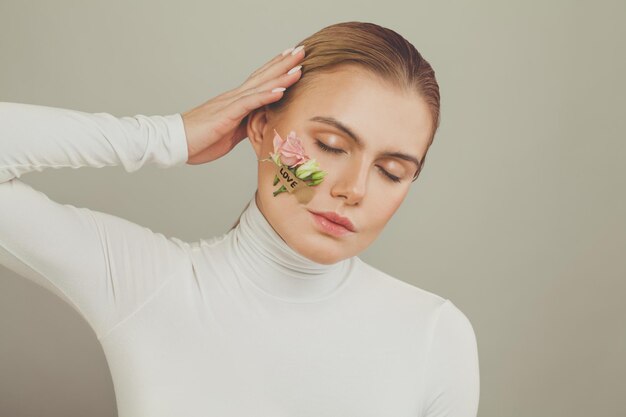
left=0, top=46, right=306, bottom=339
left=0, top=102, right=192, bottom=339
left=0, top=101, right=189, bottom=182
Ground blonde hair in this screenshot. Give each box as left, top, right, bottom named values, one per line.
left=268, top=21, right=441, bottom=181
left=230, top=21, right=441, bottom=231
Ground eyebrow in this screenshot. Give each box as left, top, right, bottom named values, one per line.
left=308, top=116, right=422, bottom=171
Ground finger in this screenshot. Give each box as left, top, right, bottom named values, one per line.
left=218, top=49, right=298, bottom=103
left=209, top=49, right=297, bottom=104
left=213, top=48, right=305, bottom=107
left=245, top=71, right=302, bottom=100
left=243, top=46, right=305, bottom=90
left=249, top=47, right=295, bottom=78
left=225, top=87, right=290, bottom=124
left=222, top=67, right=302, bottom=115
left=256, top=47, right=304, bottom=81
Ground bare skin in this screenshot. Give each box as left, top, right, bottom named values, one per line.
left=246, top=67, right=433, bottom=264
left=181, top=46, right=305, bottom=165
left=181, top=48, right=433, bottom=265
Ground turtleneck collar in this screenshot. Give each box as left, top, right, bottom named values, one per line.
left=228, top=191, right=355, bottom=303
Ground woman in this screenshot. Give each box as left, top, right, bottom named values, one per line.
left=0, top=21, right=479, bottom=417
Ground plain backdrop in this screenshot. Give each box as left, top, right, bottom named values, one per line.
left=1, top=1, right=624, bottom=416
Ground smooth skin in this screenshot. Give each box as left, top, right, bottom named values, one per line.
left=182, top=47, right=433, bottom=265
left=181, top=46, right=305, bottom=165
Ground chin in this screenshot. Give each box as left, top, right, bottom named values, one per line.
left=307, top=251, right=341, bottom=265
left=290, top=237, right=345, bottom=265
left=312, top=251, right=341, bottom=265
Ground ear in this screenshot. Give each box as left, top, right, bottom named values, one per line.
left=246, top=105, right=271, bottom=159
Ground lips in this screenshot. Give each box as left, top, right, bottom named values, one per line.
left=308, top=209, right=356, bottom=232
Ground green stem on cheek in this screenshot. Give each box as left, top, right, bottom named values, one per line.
left=273, top=185, right=287, bottom=197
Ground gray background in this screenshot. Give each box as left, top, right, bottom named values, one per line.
left=1, top=0, right=624, bottom=416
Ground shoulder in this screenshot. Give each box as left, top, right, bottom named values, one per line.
left=430, top=299, right=478, bottom=352
left=353, top=256, right=478, bottom=341
left=350, top=258, right=480, bottom=415
left=352, top=256, right=447, bottom=312
left=421, top=298, right=480, bottom=416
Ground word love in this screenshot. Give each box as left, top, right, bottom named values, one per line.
left=261, top=128, right=327, bottom=198
left=275, top=163, right=309, bottom=193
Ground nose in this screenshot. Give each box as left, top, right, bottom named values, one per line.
left=329, top=158, right=368, bottom=205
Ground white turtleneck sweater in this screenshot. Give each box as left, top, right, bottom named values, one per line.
left=0, top=102, right=480, bottom=417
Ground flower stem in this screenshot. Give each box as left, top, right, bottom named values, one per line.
left=273, top=185, right=287, bottom=197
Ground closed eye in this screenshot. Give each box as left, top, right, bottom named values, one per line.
left=314, top=139, right=402, bottom=183
left=315, top=139, right=344, bottom=154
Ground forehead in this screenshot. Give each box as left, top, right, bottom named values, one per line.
left=287, top=66, right=433, bottom=154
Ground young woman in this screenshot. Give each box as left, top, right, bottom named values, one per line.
left=0, top=21, right=479, bottom=417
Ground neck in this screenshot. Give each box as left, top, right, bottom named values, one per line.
left=228, top=191, right=355, bottom=303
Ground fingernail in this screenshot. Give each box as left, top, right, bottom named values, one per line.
left=291, top=45, right=304, bottom=56
left=287, top=65, right=302, bottom=75
left=281, top=47, right=295, bottom=57
left=271, top=87, right=286, bottom=93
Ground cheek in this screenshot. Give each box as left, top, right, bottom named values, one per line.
left=259, top=160, right=276, bottom=184
left=370, top=194, right=404, bottom=227
left=317, top=156, right=344, bottom=177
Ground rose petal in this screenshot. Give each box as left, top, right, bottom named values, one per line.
left=273, top=130, right=284, bottom=153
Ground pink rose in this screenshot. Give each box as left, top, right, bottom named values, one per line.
left=272, top=129, right=309, bottom=167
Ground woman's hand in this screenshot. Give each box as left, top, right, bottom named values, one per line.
left=181, top=45, right=305, bottom=165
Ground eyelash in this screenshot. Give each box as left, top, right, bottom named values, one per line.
left=314, top=140, right=402, bottom=183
